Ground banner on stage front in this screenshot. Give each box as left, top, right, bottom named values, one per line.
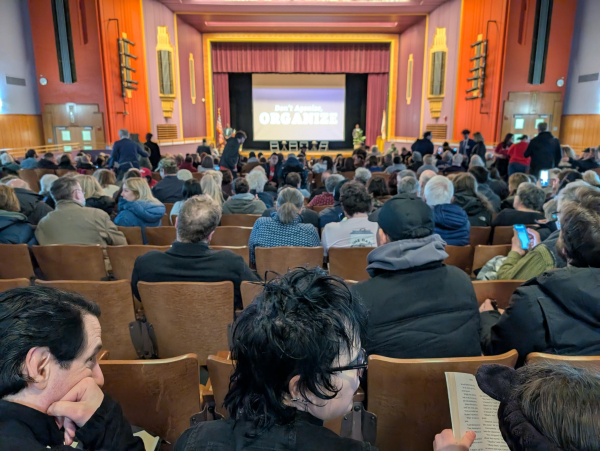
left=252, top=74, right=346, bottom=141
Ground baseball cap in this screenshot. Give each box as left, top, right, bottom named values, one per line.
left=140, top=168, right=152, bottom=178
left=368, top=194, right=434, bottom=241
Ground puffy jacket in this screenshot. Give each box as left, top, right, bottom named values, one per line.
left=114, top=199, right=165, bottom=244
left=86, top=195, right=116, bottom=217
left=0, top=210, right=36, bottom=245
left=222, top=194, right=267, bottom=215
left=478, top=183, right=501, bottom=212
left=481, top=266, right=600, bottom=366
left=453, top=192, right=493, bottom=226
left=353, top=235, right=481, bottom=359
left=432, top=204, right=471, bottom=246
left=13, top=187, right=53, bottom=225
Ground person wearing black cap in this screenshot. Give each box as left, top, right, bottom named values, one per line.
left=352, top=194, right=481, bottom=359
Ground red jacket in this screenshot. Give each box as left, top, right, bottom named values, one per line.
left=508, top=142, right=531, bottom=166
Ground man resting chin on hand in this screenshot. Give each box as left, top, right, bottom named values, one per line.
left=0, top=286, right=144, bottom=451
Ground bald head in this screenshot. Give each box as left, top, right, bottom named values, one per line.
left=419, top=170, right=437, bottom=197
left=6, top=179, right=30, bottom=191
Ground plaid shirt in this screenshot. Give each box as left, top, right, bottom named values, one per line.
left=308, top=192, right=335, bottom=207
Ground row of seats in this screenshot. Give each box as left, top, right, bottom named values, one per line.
left=17, top=168, right=95, bottom=193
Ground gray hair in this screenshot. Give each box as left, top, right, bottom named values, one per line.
left=398, top=169, right=417, bottom=180
left=177, top=195, right=222, bottom=243
left=325, top=174, right=344, bottom=193
left=158, top=158, right=178, bottom=175
left=556, top=180, right=590, bottom=210
left=442, top=150, right=453, bottom=162
left=276, top=187, right=304, bottom=224
left=423, top=154, right=435, bottom=166
left=246, top=170, right=268, bottom=193
left=177, top=169, right=193, bottom=181
left=583, top=170, right=600, bottom=187
left=0, top=153, right=15, bottom=165
left=424, top=175, right=454, bottom=206
left=412, top=151, right=422, bottom=163
left=452, top=153, right=464, bottom=165
left=354, top=167, right=372, bottom=185
left=398, top=176, right=420, bottom=196
left=469, top=155, right=484, bottom=168
left=118, top=129, right=130, bottom=139
left=516, top=182, right=545, bottom=211
left=39, top=174, right=59, bottom=195
left=514, top=363, right=600, bottom=450
left=50, top=177, right=80, bottom=202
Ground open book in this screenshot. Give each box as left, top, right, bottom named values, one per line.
left=445, top=372, right=509, bottom=451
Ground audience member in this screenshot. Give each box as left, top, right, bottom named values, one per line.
left=352, top=149, right=367, bottom=169
left=0, top=153, right=20, bottom=173
left=492, top=133, right=513, bottom=178
left=177, top=169, right=193, bottom=182
left=2, top=178, right=53, bottom=225
left=385, top=155, right=406, bottom=174
left=486, top=168, right=509, bottom=199
left=397, top=176, right=420, bottom=196
left=452, top=173, right=493, bottom=226
left=0, top=185, right=36, bottom=244
left=502, top=172, right=530, bottom=209
left=178, top=155, right=197, bottom=173
left=309, top=173, right=342, bottom=207
left=507, top=135, right=531, bottom=175
left=436, top=151, right=453, bottom=172
left=418, top=170, right=437, bottom=198
left=469, top=132, right=487, bottom=162
left=38, top=152, right=58, bottom=169
left=152, top=158, right=185, bottom=203
left=583, top=169, right=600, bottom=187
left=170, top=178, right=201, bottom=223
left=319, top=179, right=349, bottom=229
left=321, top=181, right=377, bottom=256
left=0, top=286, right=144, bottom=450
left=246, top=168, right=274, bottom=208
left=222, top=178, right=267, bottom=215
left=132, top=196, right=258, bottom=308
left=443, top=154, right=466, bottom=175
left=481, top=185, right=600, bottom=364
left=220, top=168, right=235, bottom=198
left=196, top=138, right=211, bottom=156
left=468, top=167, right=501, bottom=212
left=198, top=156, right=215, bottom=173
left=94, top=169, right=119, bottom=197
left=39, top=173, right=58, bottom=209
left=74, top=175, right=115, bottom=217
left=492, top=182, right=545, bottom=227
left=175, top=268, right=369, bottom=450
left=20, top=149, right=38, bottom=169
left=57, top=154, right=76, bottom=171
left=263, top=153, right=282, bottom=185
left=36, top=177, right=126, bottom=246
left=416, top=154, right=439, bottom=176
left=280, top=155, right=306, bottom=188
left=411, top=131, right=434, bottom=155
left=424, top=176, right=470, bottom=246
left=145, top=133, right=161, bottom=169
left=200, top=171, right=225, bottom=206
left=249, top=188, right=320, bottom=268
left=76, top=154, right=95, bottom=171
left=353, top=167, right=372, bottom=186
left=524, top=122, right=562, bottom=177
left=282, top=172, right=309, bottom=198
left=115, top=178, right=165, bottom=244
left=353, top=194, right=481, bottom=358
left=408, top=151, right=423, bottom=172
left=367, top=176, right=390, bottom=209
left=139, top=167, right=157, bottom=188
left=366, top=155, right=383, bottom=172
left=567, top=146, right=600, bottom=172
left=400, top=147, right=412, bottom=165
left=468, top=154, right=485, bottom=168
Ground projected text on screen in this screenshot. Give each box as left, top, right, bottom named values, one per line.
left=252, top=74, right=346, bottom=141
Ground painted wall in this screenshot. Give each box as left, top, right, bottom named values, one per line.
left=563, top=0, right=600, bottom=115
left=176, top=16, right=206, bottom=138
left=421, top=0, right=462, bottom=139
left=0, top=0, right=39, bottom=115
left=142, top=0, right=181, bottom=138
left=396, top=18, right=426, bottom=138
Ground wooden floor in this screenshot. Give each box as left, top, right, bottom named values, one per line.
left=240, top=149, right=354, bottom=158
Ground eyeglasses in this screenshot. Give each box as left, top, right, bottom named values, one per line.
left=328, top=348, right=368, bottom=377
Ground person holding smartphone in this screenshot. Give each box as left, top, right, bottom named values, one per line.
left=491, top=183, right=546, bottom=231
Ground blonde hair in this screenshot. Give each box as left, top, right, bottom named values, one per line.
left=0, top=185, right=20, bottom=212
left=583, top=170, right=600, bottom=187
left=561, top=146, right=576, bottom=160
left=200, top=172, right=224, bottom=205
left=75, top=175, right=104, bottom=199
left=124, top=177, right=160, bottom=203
left=473, top=132, right=484, bottom=143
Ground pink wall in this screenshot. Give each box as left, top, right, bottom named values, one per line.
left=396, top=17, right=426, bottom=138
left=176, top=17, right=206, bottom=138
left=141, top=0, right=181, bottom=138
left=421, top=0, right=462, bottom=139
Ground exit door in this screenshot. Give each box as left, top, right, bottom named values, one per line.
left=54, top=126, right=97, bottom=151
left=501, top=92, right=563, bottom=141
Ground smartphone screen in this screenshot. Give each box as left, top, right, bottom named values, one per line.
left=514, top=224, right=529, bottom=250
left=540, top=170, right=549, bottom=187
left=214, top=165, right=220, bottom=170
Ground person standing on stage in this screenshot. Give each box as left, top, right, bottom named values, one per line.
left=145, top=133, right=161, bottom=170
left=220, top=131, right=246, bottom=176
left=108, top=129, right=149, bottom=180
left=224, top=123, right=234, bottom=140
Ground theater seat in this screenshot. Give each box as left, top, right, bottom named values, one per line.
left=255, top=246, right=324, bottom=280
left=117, top=226, right=144, bottom=245
left=210, top=245, right=250, bottom=265
left=18, top=169, right=40, bottom=193
left=107, top=245, right=170, bottom=281
left=368, top=350, right=518, bottom=451
left=145, top=226, right=177, bottom=246
left=472, top=280, right=526, bottom=309
left=310, top=205, right=331, bottom=214
left=161, top=203, right=174, bottom=226
left=240, top=280, right=264, bottom=308
left=206, top=354, right=234, bottom=417
left=32, top=244, right=106, bottom=280
left=210, top=226, right=252, bottom=247
left=0, top=244, right=35, bottom=279
left=0, top=278, right=30, bottom=292
left=525, top=352, right=600, bottom=370
left=469, top=226, right=491, bottom=246
left=328, top=247, right=374, bottom=282
left=472, top=244, right=511, bottom=275
left=444, top=245, right=474, bottom=274
left=220, top=214, right=261, bottom=228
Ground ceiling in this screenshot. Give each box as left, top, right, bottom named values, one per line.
left=158, top=0, right=450, bottom=34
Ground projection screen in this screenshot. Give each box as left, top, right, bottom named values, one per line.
left=252, top=74, right=346, bottom=141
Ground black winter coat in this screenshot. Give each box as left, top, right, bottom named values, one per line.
left=13, top=187, right=53, bottom=225
left=221, top=137, right=241, bottom=172
left=86, top=195, right=116, bottom=216
left=411, top=138, right=434, bottom=155
left=481, top=266, right=600, bottom=366
left=0, top=211, right=36, bottom=244
left=524, top=131, right=561, bottom=176
left=453, top=192, right=493, bottom=226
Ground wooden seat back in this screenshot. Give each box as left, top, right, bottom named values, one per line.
left=492, top=226, right=517, bottom=245
left=525, top=352, right=600, bottom=370
left=145, top=226, right=177, bottom=246
left=210, top=226, right=252, bottom=246
left=107, top=245, right=170, bottom=281
left=472, top=244, right=511, bottom=274
left=37, top=280, right=137, bottom=359
left=117, top=226, right=144, bottom=245
left=341, top=171, right=355, bottom=180
left=35, top=168, right=56, bottom=179
left=32, top=245, right=106, bottom=280
left=206, top=355, right=234, bottom=417
left=0, top=244, right=35, bottom=279
left=328, top=247, right=374, bottom=282
left=255, top=246, right=324, bottom=280
left=240, top=281, right=264, bottom=308
left=137, top=281, right=233, bottom=365
left=210, top=246, right=250, bottom=265
left=0, top=278, right=30, bottom=292
left=220, top=214, right=261, bottom=228
left=469, top=226, right=491, bottom=246
left=100, top=354, right=201, bottom=450
left=372, top=172, right=390, bottom=183
left=444, top=245, right=474, bottom=274
left=472, top=280, right=526, bottom=308
left=192, top=172, right=204, bottom=181
left=18, top=169, right=40, bottom=193
left=311, top=205, right=331, bottom=214
left=368, top=350, right=519, bottom=451
left=161, top=203, right=174, bottom=226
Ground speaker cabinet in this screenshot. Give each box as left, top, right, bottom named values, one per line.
left=528, top=0, right=553, bottom=85
left=51, top=0, right=77, bottom=84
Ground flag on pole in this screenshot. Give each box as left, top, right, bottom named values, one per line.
left=216, top=108, right=225, bottom=149
left=381, top=110, right=387, bottom=141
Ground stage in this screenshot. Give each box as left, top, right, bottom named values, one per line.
left=240, top=149, right=355, bottom=159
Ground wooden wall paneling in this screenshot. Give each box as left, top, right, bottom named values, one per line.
left=560, top=115, right=600, bottom=151
left=0, top=115, right=45, bottom=150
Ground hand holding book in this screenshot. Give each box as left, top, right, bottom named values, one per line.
left=433, top=429, right=476, bottom=451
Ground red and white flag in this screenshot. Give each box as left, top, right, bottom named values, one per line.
left=216, top=107, right=225, bottom=149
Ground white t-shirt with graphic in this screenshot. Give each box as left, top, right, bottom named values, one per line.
left=321, top=215, right=379, bottom=256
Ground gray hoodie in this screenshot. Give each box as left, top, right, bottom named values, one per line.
left=366, top=234, right=448, bottom=277
left=222, top=193, right=267, bottom=215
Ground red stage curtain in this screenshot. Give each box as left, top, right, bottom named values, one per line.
left=212, top=73, right=230, bottom=133
left=366, top=73, right=389, bottom=147
left=211, top=42, right=390, bottom=74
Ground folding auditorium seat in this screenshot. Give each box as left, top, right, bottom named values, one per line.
left=328, top=247, right=374, bottom=282
left=255, top=246, right=324, bottom=280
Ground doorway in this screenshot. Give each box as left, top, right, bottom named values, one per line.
left=501, top=92, right=562, bottom=141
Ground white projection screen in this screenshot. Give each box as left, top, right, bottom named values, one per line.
left=252, top=74, right=346, bottom=141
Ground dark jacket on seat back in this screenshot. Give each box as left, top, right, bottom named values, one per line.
left=432, top=204, right=471, bottom=246
left=0, top=210, right=36, bottom=245
left=86, top=195, right=116, bottom=217
left=175, top=411, right=374, bottom=451
left=13, top=187, right=53, bottom=225
left=523, top=131, right=561, bottom=176
left=131, top=241, right=259, bottom=310
left=353, top=235, right=481, bottom=359
left=151, top=176, right=185, bottom=203
left=481, top=266, right=600, bottom=366
left=453, top=192, right=492, bottom=226
left=0, top=396, right=144, bottom=451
